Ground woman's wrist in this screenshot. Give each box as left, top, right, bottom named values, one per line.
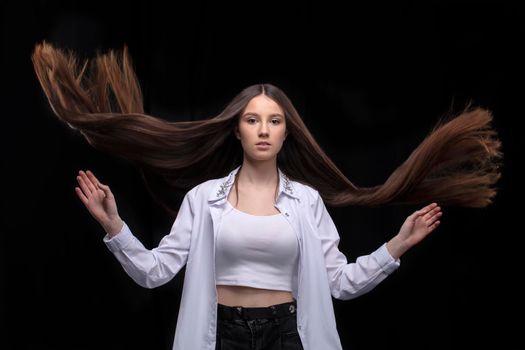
left=103, top=217, right=124, bottom=237
left=386, top=234, right=410, bottom=260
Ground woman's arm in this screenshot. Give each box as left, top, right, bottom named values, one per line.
left=75, top=169, right=195, bottom=288
left=312, top=190, right=442, bottom=300
left=311, top=190, right=400, bottom=300
left=102, top=190, right=195, bottom=288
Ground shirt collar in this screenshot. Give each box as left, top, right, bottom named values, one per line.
left=207, top=164, right=299, bottom=203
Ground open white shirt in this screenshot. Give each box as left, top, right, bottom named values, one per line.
left=103, top=164, right=400, bottom=349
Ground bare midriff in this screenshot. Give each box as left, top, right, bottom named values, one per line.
left=216, top=285, right=294, bottom=307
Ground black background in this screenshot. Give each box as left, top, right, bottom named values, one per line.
left=1, top=1, right=522, bottom=349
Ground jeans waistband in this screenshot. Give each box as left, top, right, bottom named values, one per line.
left=218, top=299, right=297, bottom=321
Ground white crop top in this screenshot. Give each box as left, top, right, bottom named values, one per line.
left=215, top=200, right=299, bottom=292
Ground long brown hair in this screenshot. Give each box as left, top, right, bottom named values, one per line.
left=32, top=41, right=503, bottom=217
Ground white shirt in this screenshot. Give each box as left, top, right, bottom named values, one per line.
left=103, top=164, right=400, bottom=349
left=215, top=199, right=299, bottom=291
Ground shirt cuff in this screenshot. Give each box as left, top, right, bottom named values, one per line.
left=103, top=221, right=133, bottom=252
left=373, top=243, right=401, bottom=274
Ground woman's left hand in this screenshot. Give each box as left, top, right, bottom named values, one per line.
left=387, top=203, right=442, bottom=259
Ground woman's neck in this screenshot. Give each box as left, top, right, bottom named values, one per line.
left=237, top=160, right=279, bottom=189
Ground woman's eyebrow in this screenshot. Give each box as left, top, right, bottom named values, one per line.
left=241, top=112, right=284, bottom=118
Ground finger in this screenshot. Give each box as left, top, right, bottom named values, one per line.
left=86, top=170, right=100, bottom=186
left=97, top=182, right=111, bottom=194
left=427, top=206, right=442, bottom=218
left=419, top=203, right=439, bottom=219
left=77, top=175, right=92, bottom=196
left=75, top=186, right=88, bottom=205
left=423, top=202, right=438, bottom=213
left=428, top=211, right=442, bottom=226
left=86, top=172, right=106, bottom=197
left=96, top=183, right=108, bottom=198
left=411, top=207, right=428, bottom=220
left=423, top=206, right=441, bottom=221
left=79, top=170, right=96, bottom=193
left=81, top=170, right=97, bottom=191
left=410, top=203, right=437, bottom=222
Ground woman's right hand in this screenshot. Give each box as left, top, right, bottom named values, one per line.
left=75, top=170, right=123, bottom=236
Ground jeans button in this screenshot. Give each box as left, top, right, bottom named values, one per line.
left=289, top=304, right=295, bottom=313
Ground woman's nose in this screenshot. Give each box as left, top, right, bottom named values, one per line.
left=259, top=123, right=269, bottom=135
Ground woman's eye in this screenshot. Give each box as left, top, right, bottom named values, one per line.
left=245, top=118, right=281, bottom=124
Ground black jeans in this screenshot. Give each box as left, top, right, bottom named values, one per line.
left=216, top=299, right=304, bottom=350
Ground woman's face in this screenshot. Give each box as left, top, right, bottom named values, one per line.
left=235, top=94, right=288, bottom=162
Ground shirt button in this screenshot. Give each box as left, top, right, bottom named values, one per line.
left=285, top=212, right=289, bottom=216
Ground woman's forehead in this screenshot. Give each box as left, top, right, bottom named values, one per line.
left=243, top=95, right=284, bottom=115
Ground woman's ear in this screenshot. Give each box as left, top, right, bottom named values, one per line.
left=234, top=126, right=241, bottom=139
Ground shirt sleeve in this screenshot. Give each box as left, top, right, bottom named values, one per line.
left=311, top=190, right=400, bottom=300
left=102, top=189, right=195, bottom=288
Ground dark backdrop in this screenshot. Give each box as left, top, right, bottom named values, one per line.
left=1, top=1, right=522, bottom=349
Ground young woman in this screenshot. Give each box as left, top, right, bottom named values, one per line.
left=32, top=42, right=502, bottom=350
